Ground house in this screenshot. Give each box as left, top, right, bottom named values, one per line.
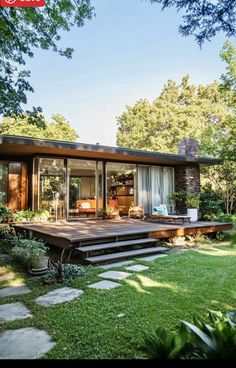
left=0, top=135, right=220, bottom=220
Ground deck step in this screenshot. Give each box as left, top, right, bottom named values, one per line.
left=76, top=238, right=157, bottom=253
left=84, top=246, right=168, bottom=265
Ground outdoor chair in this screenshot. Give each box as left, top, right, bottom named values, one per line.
left=128, top=205, right=145, bottom=220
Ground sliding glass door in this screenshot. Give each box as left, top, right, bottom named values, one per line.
left=67, top=159, right=103, bottom=219
left=38, top=158, right=66, bottom=220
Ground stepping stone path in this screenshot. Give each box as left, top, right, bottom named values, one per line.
left=0, top=273, right=15, bottom=282
left=0, top=327, right=55, bottom=359
left=0, top=285, right=31, bottom=298
left=138, top=254, right=168, bottom=262
left=125, top=264, right=149, bottom=272
left=98, top=260, right=134, bottom=269
left=0, top=302, right=32, bottom=322
left=35, top=287, right=83, bottom=307
left=88, top=280, right=121, bottom=290
left=98, top=270, right=132, bottom=280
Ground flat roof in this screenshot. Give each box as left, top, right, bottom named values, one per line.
left=0, top=135, right=221, bottom=166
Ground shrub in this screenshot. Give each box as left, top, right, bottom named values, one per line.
left=11, top=238, right=48, bottom=269
left=200, top=186, right=224, bottom=220
left=0, top=205, right=12, bottom=223
left=142, top=310, right=236, bottom=359
left=42, top=263, right=86, bottom=284
left=0, top=225, right=20, bottom=252
left=186, top=193, right=200, bottom=209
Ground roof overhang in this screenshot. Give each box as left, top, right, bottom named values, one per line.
left=0, top=135, right=221, bottom=166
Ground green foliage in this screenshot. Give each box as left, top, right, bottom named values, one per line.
left=12, top=208, right=50, bottom=223
left=181, top=310, right=236, bottom=359
left=42, top=263, right=86, bottom=284
left=0, top=1, right=94, bottom=120
left=168, top=191, right=187, bottom=206
left=149, top=1, right=236, bottom=46
left=200, top=185, right=224, bottom=220
left=11, top=238, right=48, bottom=269
left=0, top=114, right=78, bottom=142
left=0, top=205, right=12, bottom=223
left=168, top=191, right=200, bottom=208
left=142, top=310, right=236, bottom=359
left=117, top=75, right=228, bottom=154
left=142, top=326, right=187, bottom=359
left=185, top=193, right=200, bottom=209
left=214, top=213, right=236, bottom=225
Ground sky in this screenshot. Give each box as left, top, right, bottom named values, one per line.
left=25, top=0, right=232, bottom=146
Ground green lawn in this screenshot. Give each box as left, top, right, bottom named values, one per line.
left=1, top=242, right=236, bottom=359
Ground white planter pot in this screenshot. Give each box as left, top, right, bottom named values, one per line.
left=30, top=256, right=49, bottom=275
left=187, top=208, right=198, bottom=222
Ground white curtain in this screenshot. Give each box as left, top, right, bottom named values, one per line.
left=162, top=167, right=174, bottom=213
left=151, top=166, right=162, bottom=213
left=138, top=166, right=150, bottom=214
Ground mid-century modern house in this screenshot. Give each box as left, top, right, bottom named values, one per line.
left=0, top=135, right=219, bottom=221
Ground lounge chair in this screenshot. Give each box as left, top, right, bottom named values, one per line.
left=150, top=204, right=191, bottom=224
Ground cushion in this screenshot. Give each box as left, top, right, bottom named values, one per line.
left=152, top=205, right=168, bottom=216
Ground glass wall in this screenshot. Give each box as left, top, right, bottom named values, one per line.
left=106, top=162, right=137, bottom=216
left=38, top=158, right=66, bottom=220
left=67, top=159, right=103, bottom=219
left=35, top=158, right=174, bottom=220
left=0, top=162, right=8, bottom=205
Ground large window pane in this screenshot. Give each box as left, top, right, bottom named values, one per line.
left=0, top=162, right=8, bottom=205
left=106, top=162, right=136, bottom=216
left=68, top=159, right=97, bottom=219
left=39, top=158, right=65, bottom=220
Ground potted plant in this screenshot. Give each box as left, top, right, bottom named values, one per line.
left=99, top=207, right=120, bottom=220
left=186, top=193, right=200, bottom=222
left=11, top=238, right=49, bottom=275
left=168, top=191, right=187, bottom=214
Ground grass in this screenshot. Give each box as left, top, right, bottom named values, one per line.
left=0, top=239, right=236, bottom=359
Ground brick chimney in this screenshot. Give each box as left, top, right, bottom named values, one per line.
left=178, top=137, right=199, bottom=157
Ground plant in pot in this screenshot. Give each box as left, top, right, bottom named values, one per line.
left=186, top=193, right=200, bottom=222
left=99, top=207, right=120, bottom=219
left=168, top=191, right=187, bottom=214
left=11, top=238, right=49, bottom=275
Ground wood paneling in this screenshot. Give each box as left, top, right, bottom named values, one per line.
left=8, top=163, right=22, bottom=210
left=21, top=162, right=28, bottom=210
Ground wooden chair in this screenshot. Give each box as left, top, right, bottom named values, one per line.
left=128, top=205, right=145, bottom=220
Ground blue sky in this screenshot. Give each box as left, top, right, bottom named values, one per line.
left=25, top=0, right=231, bottom=146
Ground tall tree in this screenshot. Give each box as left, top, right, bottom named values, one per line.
left=0, top=114, right=78, bottom=142
left=117, top=75, right=229, bottom=154
left=148, top=0, right=236, bottom=46
left=0, top=1, right=94, bottom=124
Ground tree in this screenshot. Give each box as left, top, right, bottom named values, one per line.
left=200, top=41, right=236, bottom=213
left=148, top=0, right=236, bottom=46
left=117, top=75, right=229, bottom=154
left=0, top=1, right=94, bottom=124
left=0, top=114, right=78, bottom=142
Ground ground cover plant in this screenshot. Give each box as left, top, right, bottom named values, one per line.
left=0, top=234, right=236, bottom=359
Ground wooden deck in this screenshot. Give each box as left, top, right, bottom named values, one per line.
left=15, top=219, right=233, bottom=249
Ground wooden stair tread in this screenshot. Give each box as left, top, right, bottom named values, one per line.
left=76, top=238, right=157, bottom=252
left=85, top=246, right=168, bottom=264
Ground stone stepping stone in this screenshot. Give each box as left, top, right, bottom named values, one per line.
left=88, top=280, right=121, bottom=290
left=98, top=270, right=132, bottom=280
left=98, top=260, right=134, bottom=269
left=0, top=302, right=32, bottom=322
left=125, top=264, right=149, bottom=272
left=0, top=327, right=55, bottom=359
left=0, top=285, right=31, bottom=298
left=35, top=287, right=83, bottom=307
left=138, top=254, right=168, bottom=262
left=0, top=273, right=15, bottom=282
